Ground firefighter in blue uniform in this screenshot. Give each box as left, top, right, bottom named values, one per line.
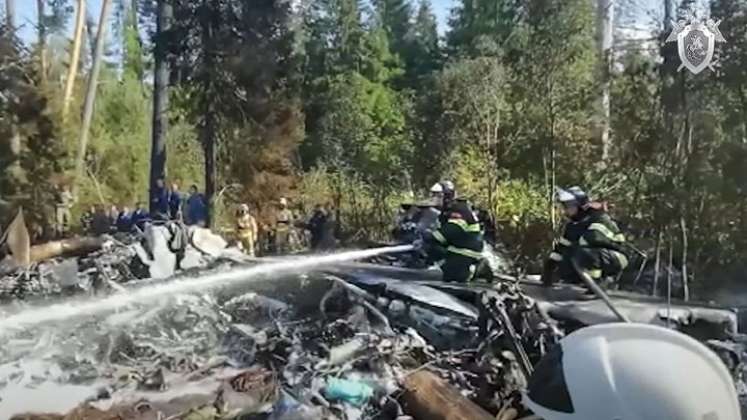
left=541, top=187, right=629, bottom=294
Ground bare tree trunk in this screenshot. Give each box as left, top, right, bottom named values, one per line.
left=130, top=0, right=140, bottom=33
left=29, top=236, right=105, bottom=263
left=595, top=0, right=614, bottom=163
left=63, top=0, right=87, bottom=117
left=202, top=104, right=217, bottom=227
left=85, top=10, right=96, bottom=60
left=550, top=145, right=556, bottom=233
left=201, top=2, right=217, bottom=227
left=680, top=217, right=689, bottom=301
left=653, top=230, right=662, bottom=297
left=5, top=0, right=15, bottom=31
left=37, top=0, right=47, bottom=81
left=150, top=0, right=172, bottom=216
left=667, top=235, right=673, bottom=326
left=72, top=0, right=113, bottom=192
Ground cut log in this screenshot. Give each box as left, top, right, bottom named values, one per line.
left=28, top=237, right=106, bottom=263
left=401, top=370, right=494, bottom=420
left=6, top=209, right=30, bottom=267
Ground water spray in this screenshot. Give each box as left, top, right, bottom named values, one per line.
left=0, top=245, right=413, bottom=334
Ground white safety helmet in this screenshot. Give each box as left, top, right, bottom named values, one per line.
left=279, top=197, right=288, bottom=206
left=430, top=183, right=444, bottom=194
left=440, top=180, right=455, bottom=192
left=555, top=187, right=589, bottom=205
left=524, top=323, right=741, bottom=420
left=555, top=187, right=577, bottom=204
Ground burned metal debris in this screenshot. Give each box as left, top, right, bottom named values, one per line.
left=0, top=226, right=746, bottom=419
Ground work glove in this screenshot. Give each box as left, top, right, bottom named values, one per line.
left=411, top=238, right=424, bottom=252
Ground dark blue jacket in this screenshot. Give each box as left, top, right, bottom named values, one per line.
left=169, top=191, right=183, bottom=219
left=116, top=211, right=133, bottom=232
left=131, top=209, right=151, bottom=230
left=186, top=193, right=207, bottom=225
left=152, top=186, right=170, bottom=217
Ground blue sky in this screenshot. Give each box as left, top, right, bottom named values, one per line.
left=15, top=0, right=456, bottom=44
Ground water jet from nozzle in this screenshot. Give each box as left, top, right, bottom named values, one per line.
left=0, top=245, right=413, bottom=334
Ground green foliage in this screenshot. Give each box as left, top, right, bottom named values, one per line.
left=165, top=111, right=204, bottom=192
left=0, top=27, right=65, bottom=231
left=5, top=0, right=747, bottom=297
left=166, top=0, right=305, bottom=226
left=122, top=2, right=145, bottom=80
left=373, top=0, right=412, bottom=56
left=317, top=71, right=411, bottom=188
left=82, top=71, right=151, bottom=207
left=298, top=166, right=407, bottom=241
left=405, top=0, right=442, bottom=82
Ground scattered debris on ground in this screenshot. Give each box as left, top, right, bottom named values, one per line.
left=0, top=222, right=745, bottom=419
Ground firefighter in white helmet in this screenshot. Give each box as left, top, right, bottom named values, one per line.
left=235, top=204, right=258, bottom=257
left=524, top=322, right=741, bottom=420
left=275, top=197, right=294, bottom=254
left=430, top=182, right=444, bottom=208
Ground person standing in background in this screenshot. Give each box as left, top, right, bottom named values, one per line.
left=319, top=203, right=337, bottom=251
left=116, top=206, right=133, bottom=232
left=131, top=202, right=151, bottom=231
left=306, top=204, right=327, bottom=250
left=185, top=185, right=207, bottom=227
left=54, top=184, right=75, bottom=238
left=91, top=205, right=113, bottom=235
left=81, top=205, right=96, bottom=233
left=236, top=204, right=258, bottom=257
left=169, top=182, right=183, bottom=221
left=151, top=178, right=170, bottom=220
left=275, top=198, right=294, bottom=254
left=108, top=205, right=119, bottom=227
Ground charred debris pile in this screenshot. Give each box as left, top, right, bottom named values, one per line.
left=0, top=223, right=745, bottom=420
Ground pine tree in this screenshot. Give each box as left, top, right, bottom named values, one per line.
left=407, top=0, right=441, bottom=81
left=0, top=27, right=65, bottom=230
left=150, top=0, right=172, bottom=213
left=168, top=0, right=304, bottom=224
left=372, top=0, right=412, bottom=59
left=447, top=0, right=523, bottom=56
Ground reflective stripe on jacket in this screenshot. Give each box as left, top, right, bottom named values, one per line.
left=431, top=217, right=484, bottom=261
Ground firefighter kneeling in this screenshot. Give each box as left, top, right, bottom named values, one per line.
left=419, top=200, right=484, bottom=283
left=541, top=187, right=629, bottom=295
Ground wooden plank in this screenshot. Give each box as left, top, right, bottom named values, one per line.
left=402, top=370, right=494, bottom=420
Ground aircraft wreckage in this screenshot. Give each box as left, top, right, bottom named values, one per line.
left=0, top=223, right=744, bottom=419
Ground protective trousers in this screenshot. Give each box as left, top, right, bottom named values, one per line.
left=275, top=227, right=290, bottom=254
left=55, top=207, right=71, bottom=237
left=238, top=231, right=256, bottom=257
left=559, top=247, right=628, bottom=285
left=441, top=253, right=479, bottom=283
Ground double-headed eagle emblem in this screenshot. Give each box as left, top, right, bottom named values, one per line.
left=665, top=12, right=726, bottom=74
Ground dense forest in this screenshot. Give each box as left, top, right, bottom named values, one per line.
left=1, top=0, right=746, bottom=299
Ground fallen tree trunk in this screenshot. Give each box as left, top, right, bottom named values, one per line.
left=402, top=370, right=494, bottom=420
left=29, top=237, right=106, bottom=263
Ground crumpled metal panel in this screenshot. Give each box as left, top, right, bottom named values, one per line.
left=343, top=272, right=479, bottom=319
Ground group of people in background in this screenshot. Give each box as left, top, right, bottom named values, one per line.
left=53, top=179, right=209, bottom=238
left=150, top=178, right=209, bottom=226
left=53, top=178, right=336, bottom=259
left=234, top=197, right=337, bottom=257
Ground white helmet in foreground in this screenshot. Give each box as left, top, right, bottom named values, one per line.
left=524, top=323, right=741, bottom=420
